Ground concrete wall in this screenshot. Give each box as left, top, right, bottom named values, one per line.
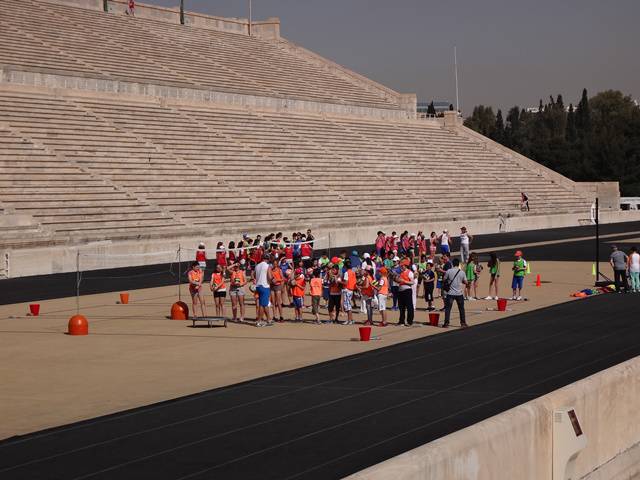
left=576, top=182, right=621, bottom=211
left=346, top=356, right=640, bottom=480
left=4, top=210, right=640, bottom=279
left=0, top=68, right=408, bottom=120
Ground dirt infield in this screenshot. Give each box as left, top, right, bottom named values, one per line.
left=0, top=260, right=598, bottom=439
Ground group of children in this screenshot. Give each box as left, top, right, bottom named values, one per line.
left=185, top=227, right=529, bottom=326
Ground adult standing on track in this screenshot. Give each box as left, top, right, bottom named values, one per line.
left=254, top=254, right=273, bottom=327
left=188, top=262, right=207, bottom=320
left=628, top=246, right=640, bottom=293
left=459, top=226, right=473, bottom=264
left=610, top=245, right=629, bottom=293
left=442, top=258, right=468, bottom=328
left=397, top=259, right=415, bottom=326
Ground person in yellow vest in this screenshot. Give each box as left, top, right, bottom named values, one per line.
left=188, top=261, right=207, bottom=320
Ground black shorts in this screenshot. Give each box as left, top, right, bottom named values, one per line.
left=424, top=284, right=434, bottom=302
left=328, top=294, right=341, bottom=312
left=214, top=291, right=227, bottom=298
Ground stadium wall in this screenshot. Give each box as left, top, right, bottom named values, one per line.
left=3, top=210, right=640, bottom=279
left=346, top=356, right=640, bottom=480
left=0, top=68, right=410, bottom=120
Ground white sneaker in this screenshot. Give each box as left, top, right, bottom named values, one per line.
left=256, top=321, right=266, bottom=327
left=510, top=296, right=516, bottom=300
left=468, top=297, right=476, bottom=301
left=493, top=296, right=499, bottom=300
left=516, top=296, right=523, bottom=301
left=484, top=296, right=493, bottom=300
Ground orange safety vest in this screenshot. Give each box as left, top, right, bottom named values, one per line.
left=344, top=269, right=357, bottom=291
left=189, top=269, right=203, bottom=288
left=399, top=269, right=412, bottom=285
left=378, top=277, right=389, bottom=295
left=361, top=278, right=375, bottom=297
left=272, top=268, right=283, bottom=286
left=211, top=272, right=225, bottom=290
left=292, top=276, right=306, bottom=297
left=230, top=270, right=245, bottom=287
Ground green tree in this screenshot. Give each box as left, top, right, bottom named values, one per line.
left=492, top=109, right=505, bottom=143
left=566, top=104, right=577, bottom=142
left=463, top=105, right=496, bottom=138
left=427, top=101, right=436, bottom=116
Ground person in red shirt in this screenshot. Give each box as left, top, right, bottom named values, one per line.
left=300, top=241, right=313, bottom=268
left=127, top=0, right=135, bottom=16
left=227, top=241, right=236, bottom=265
left=215, top=242, right=227, bottom=269
left=358, top=269, right=375, bottom=325
left=283, top=241, right=294, bottom=264
left=195, top=242, right=207, bottom=269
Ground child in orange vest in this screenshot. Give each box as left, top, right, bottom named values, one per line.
left=210, top=264, right=226, bottom=318
left=188, top=262, right=207, bottom=320
left=291, top=267, right=306, bottom=322
left=310, top=269, right=323, bottom=324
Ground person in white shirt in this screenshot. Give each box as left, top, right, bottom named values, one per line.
left=439, top=229, right=450, bottom=255
left=459, top=226, right=473, bottom=264
left=253, top=254, right=273, bottom=327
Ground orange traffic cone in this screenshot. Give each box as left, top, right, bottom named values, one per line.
left=535, top=274, right=541, bottom=287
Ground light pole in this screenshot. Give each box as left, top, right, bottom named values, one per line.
left=180, top=0, right=185, bottom=25
left=248, top=0, right=252, bottom=36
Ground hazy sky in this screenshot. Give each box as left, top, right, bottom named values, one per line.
left=145, top=0, right=639, bottom=114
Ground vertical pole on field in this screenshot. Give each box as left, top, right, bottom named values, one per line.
left=76, top=250, right=80, bottom=314
left=178, top=244, right=182, bottom=302
left=248, top=0, right=252, bottom=36
left=595, top=197, right=599, bottom=286
left=180, top=0, right=185, bottom=25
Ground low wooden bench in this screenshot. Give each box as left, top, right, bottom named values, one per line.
left=191, top=316, right=227, bottom=328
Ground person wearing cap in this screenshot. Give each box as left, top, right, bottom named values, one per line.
left=396, top=258, right=415, bottom=326
left=439, top=229, right=451, bottom=255
left=188, top=261, right=207, bottom=320
left=459, top=226, right=473, bottom=264
left=253, top=253, right=273, bottom=327
left=442, top=258, right=469, bottom=328
left=511, top=250, right=527, bottom=300
left=610, top=245, right=629, bottom=293
left=423, top=260, right=436, bottom=311
left=349, top=250, right=362, bottom=269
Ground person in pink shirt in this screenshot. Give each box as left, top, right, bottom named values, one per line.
left=375, top=231, right=386, bottom=257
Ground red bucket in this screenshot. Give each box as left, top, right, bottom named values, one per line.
left=29, top=304, right=40, bottom=316
left=119, top=293, right=129, bottom=305
left=497, top=298, right=507, bottom=311
left=428, top=312, right=439, bottom=326
left=359, top=326, right=372, bottom=341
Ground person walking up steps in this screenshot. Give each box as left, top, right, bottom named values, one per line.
left=511, top=250, right=527, bottom=300
left=442, top=258, right=468, bottom=328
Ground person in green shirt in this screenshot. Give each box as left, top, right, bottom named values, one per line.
left=464, top=254, right=476, bottom=300
left=511, top=250, right=527, bottom=300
